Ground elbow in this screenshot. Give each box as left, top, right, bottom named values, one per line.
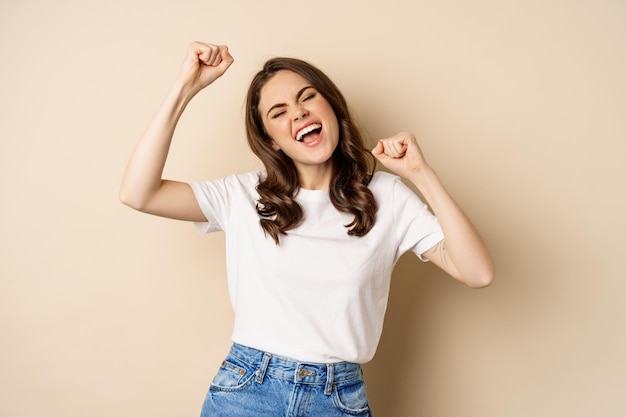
left=119, top=180, right=164, bottom=213
left=467, top=274, right=495, bottom=289
left=119, top=188, right=147, bottom=212
left=466, top=265, right=496, bottom=289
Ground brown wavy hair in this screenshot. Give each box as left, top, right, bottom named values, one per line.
left=245, top=57, right=378, bottom=244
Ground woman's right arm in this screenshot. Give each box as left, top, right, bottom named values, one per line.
left=119, top=42, right=234, bottom=221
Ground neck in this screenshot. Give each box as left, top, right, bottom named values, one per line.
left=297, top=164, right=333, bottom=190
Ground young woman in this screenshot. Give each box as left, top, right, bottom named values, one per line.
left=120, top=41, right=495, bottom=417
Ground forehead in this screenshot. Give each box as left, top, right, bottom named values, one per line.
left=258, top=70, right=310, bottom=110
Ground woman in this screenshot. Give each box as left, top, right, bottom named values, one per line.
left=120, top=41, right=495, bottom=417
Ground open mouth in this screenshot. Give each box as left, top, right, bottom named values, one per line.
left=295, top=123, right=322, bottom=142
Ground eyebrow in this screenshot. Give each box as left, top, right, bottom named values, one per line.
left=265, top=86, right=315, bottom=117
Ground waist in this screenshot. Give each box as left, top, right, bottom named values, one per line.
left=228, top=343, right=363, bottom=385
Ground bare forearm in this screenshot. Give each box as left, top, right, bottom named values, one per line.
left=119, top=42, right=233, bottom=220
left=372, top=132, right=495, bottom=287
left=409, top=167, right=495, bottom=287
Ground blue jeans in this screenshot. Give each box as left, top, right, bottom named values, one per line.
left=200, top=343, right=373, bottom=416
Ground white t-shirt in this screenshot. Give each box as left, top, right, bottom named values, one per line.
left=190, top=171, right=443, bottom=364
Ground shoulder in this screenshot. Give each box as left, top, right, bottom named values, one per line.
left=190, top=171, right=264, bottom=202
left=368, top=170, right=404, bottom=196
left=199, top=171, right=263, bottom=190
left=369, top=170, right=401, bottom=188
left=369, top=170, right=424, bottom=205
left=229, top=171, right=264, bottom=189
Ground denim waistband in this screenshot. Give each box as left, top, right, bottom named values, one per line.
left=228, top=343, right=363, bottom=395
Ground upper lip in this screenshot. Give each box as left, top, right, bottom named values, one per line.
left=294, top=122, right=322, bottom=142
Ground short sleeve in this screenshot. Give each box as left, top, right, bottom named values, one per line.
left=390, top=175, right=444, bottom=261
left=188, top=180, right=227, bottom=234
left=188, top=171, right=262, bottom=234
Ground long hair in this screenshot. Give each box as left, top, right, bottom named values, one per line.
left=245, top=57, right=378, bottom=244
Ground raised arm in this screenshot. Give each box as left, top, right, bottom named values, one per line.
left=372, top=132, right=495, bottom=288
left=119, top=42, right=234, bottom=221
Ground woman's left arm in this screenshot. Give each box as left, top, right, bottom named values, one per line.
left=372, top=132, right=495, bottom=288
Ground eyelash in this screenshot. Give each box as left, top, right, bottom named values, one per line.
left=270, top=92, right=317, bottom=119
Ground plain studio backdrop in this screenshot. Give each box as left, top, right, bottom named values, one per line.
left=1, top=1, right=625, bottom=416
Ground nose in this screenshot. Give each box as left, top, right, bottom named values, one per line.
left=293, top=105, right=308, bottom=121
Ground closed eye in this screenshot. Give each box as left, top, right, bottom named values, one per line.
left=302, top=92, right=316, bottom=102
left=271, top=110, right=286, bottom=119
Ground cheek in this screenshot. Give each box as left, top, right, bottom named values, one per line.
left=327, top=115, right=340, bottom=141
left=269, top=118, right=294, bottom=138
left=320, top=105, right=340, bottom=134
left=262, top=122, right=287, bottom=151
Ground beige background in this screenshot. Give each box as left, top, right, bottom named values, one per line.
left=1, top=0, right=625, bottom=416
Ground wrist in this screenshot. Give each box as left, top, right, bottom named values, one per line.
left=407, top=164, right=437, bottom=187
left=407, top=165, right=447, bottom=201
left=163, top=81, right=200, bottom=118
left=410, top=167, right=451, bottom=213
left=170, top=79, right=199, bottom=102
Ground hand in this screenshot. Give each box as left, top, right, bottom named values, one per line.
left=177, top=41, right=234, bottom=95
left=371, top=132, right=429, bottom=179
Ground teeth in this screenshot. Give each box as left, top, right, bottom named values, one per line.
left=295, top=123, right=322, bottom=142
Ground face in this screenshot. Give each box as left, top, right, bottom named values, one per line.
left=258, top=70, right=340, bottom=175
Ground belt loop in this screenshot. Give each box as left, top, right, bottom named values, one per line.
left=255, top=353, right=271, bottom=384
left=324, top=363, right=334, bottom=395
